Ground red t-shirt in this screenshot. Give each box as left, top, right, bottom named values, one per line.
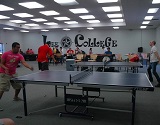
left=0, top=50, right=24, bottom=75
left=37, top=44, right=53, bottom=62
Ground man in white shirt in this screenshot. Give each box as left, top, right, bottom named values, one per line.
left=147, top=40, right=160, bottom=87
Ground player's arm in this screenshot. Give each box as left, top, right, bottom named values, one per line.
left=154, top=51, right=160, bottom=61
left=0, top=58, right=9, bottom=74
left=49, top=48, right=56, bottom=62
left=21, top=60, right=34, bottom=71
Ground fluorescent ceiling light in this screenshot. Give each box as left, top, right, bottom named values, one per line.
left=140, top=26, right=147, bottom=29
left=111, top=19, right=124, bottom=22
left=144, top=16, right=153, bottom=20
left=40, top=10, right=59, bottom=16
left=113, top=27, right=119, bottom=29
left=3, top=28, right=14, bottom=30
left=102, top=6, right=120, bottom=12
left=0, top=4, right=14, bottom=11
left=87, top=20, right=100, bottom=23
left=69, top=8, right=88, bottom=14
left=87, top=27, right=94, bottom=30
left=107, top=14, right=122, bottom=18
left=63, top=28, right=70, bottom=31
left=25, top=23, right=39, bottom=26
left=152, top=0, right=160, bottom=4
left=97, top=0, right=118, bottom=3
left=9, top=20, right=26, bottom=23
left=54, top=0, right=78, bottom=5
left=20, top=30, right=29, bottom=32
left=18, top=2, right=44, bottom=9
left=142, top=21, right=150, bottom=24
left=31, top=18, right=47, bottom=22
left=13, top=13, right=33, bottom=18
left=41, top=30, right=49, bottom=32
left=0, top=15, right=10, bottom=19
left=147, top=8, right=159, bottom=13
left=79, top=15, right=95, bottom=19
left=54, top=17, right=70, bottom=20
left=64, top=21, right=78, bottom=24
left=44, top=22, right=58, bottom=25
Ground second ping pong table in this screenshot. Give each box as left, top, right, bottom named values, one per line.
left=12, top=69, right=153, bottom=125
left=71, top=61, right=143, bottom=73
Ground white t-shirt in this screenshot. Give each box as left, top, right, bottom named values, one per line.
left=150, top=46, right=158, bottom=62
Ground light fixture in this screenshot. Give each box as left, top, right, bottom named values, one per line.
left=63, top=28, right=70, bottom=31
left=144, top=16, right=153, bottom=20
left=9, top=20, right=26, bottom=23
left=142, top=21, right=150, bottom=24
left=79, top=15, right=95, bottom=19
left=13, top=13, right=33, bottom=18
left=107, top=14, right=122, bottom=18
left=25, top=23, right=39, bottom=26
left=18, top=2, right=44, bottom=9
left=147, top=8, right=159, bottom=13
left=3, top=28, right=14, bottom=30
left=87, top=20, right=100, bottom=23
left=113, top=27, right=119, bottom=29
left=69, top=8, right=88, bottom=14
left=102, top=6, right=120, bottom=12
left=152, top=0, right=160, bottom=4
left=39, top=10, right=59, bottom=16
left=41, top=30, right=49, bottom=32
left=0, top=15, right=10, bottom=19
left=140, top=26, right=147, bottom=29
left=87, top=27, right=94, bottom=30
left=111, top=19, right=124, bottom=22
left=54, top=17, right=70, bottom=21
left=20, top=30, right=29, bottom=32
left=0, top=4, right=14, bottom=11
left=97, top=0, right=118, bottom=3
left=31, top=18, right=47, bottom=22
left=64, top=21, right=78, bottom=24
left=44, top=22, right=58, bottom=25
left=54, top=0, right=78, bottom=5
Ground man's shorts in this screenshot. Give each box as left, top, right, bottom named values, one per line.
left=38, top=62, right=49, bottom=71
left=0, top=73, right=22, bottom=91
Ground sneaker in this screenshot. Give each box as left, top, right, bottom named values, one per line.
left=155, top=83, right=160, bottom=87
left=13, top=97, right=23, bottom=101
left=0, top=107, right=3, bottom=111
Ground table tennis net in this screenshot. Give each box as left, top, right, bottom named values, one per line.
left=70, top=68, right=92, bottom=84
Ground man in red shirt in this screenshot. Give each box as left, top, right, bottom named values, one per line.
left=37, top=41, right=55, bottom=71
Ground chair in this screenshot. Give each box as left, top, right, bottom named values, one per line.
left=88, top=54, right=97, bottom=62
left=115, top=54, right=123, bottom=62
left=141, top=53, right=149, bottom=67
left=75, top=54, right=84, bottom=62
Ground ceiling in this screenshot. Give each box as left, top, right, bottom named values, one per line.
left=0, top=0, right=160, bottom=32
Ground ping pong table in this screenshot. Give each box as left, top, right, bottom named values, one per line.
left=12, top=69, right=154, bottom=125
left=72, top=61, right=143, bottom=73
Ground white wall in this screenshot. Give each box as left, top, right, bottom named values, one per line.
left=0, top=30, right=23, bottom=51
left=0, top=29, right=157, bottom=59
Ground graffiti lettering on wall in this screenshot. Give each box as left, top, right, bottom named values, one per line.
left=75, top=34, right=117, bottom=48
left=60, top=34, right=118, bottom=49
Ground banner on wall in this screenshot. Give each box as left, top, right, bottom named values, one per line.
left=60, top=34, right=118, bottom=49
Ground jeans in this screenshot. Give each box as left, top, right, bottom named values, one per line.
left=147, top=61, right=160, bottom=83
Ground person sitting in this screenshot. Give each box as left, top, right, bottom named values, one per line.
left=66, top=48, right=74, bottom=59
left=29, top=49, right=34, bottom=54
left=89, top=48, right=93, bottom=55
left=104, top=47, right=113, bottom=61
left=26, top=48, right=30, bottom=54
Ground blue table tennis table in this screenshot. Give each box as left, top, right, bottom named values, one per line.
left=12, top=69, right=154, bottom=125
